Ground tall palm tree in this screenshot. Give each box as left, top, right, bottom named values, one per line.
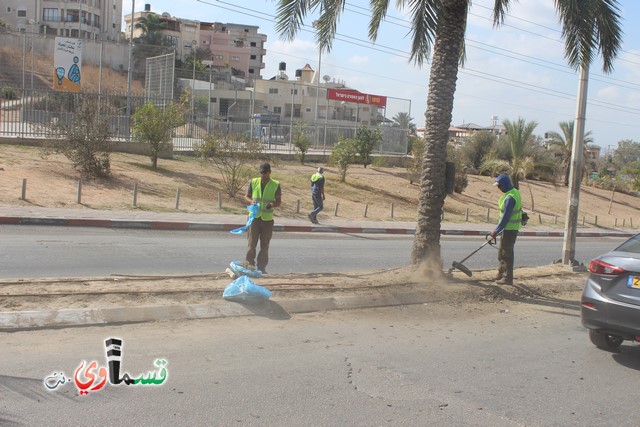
left=546, top=121, right=594, bottom=187
left=275, top=0, right=623, bottom=268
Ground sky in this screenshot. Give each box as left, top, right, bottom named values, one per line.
left=123, top=0, right=640, bottom=152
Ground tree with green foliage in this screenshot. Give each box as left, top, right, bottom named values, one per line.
left=392, top=112, right=416, bottom=135
left=132, top=97, right=187, bottom=169
left=446, top=143, right=468, bottom=194
left=545, top=121, right=593, bottom=186
left=291, top=123, right=311, bottom=164
left=43, top=98, right=114, bottom=178
left=195, top=133, right=263, bottom=197
left=331, top=137, right=358, bottom=182
left=132, top=14, right=173, bottom=77
left=407, top=136, right=425, bottom=184
left=354, top=126, right=382, bottom=168
left=612, top=140, right=640, bottom=170
left=460, top=131, right=496, bottom=171
left=480, top=118, right=538, bottom=189
left=621, top=161, right=640, bottom=190
left=275, top=0, right=623, bottom=267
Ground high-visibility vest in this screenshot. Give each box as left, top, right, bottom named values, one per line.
left=499, top=188, right=522, bottom=231
left=251, top=177, right=279, bottom=221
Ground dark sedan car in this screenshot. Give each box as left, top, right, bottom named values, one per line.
left=581, top=233, right=640, bottom=351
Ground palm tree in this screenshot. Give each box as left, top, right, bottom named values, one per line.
left=392, top=112, right=416, bottom=135
left=134, top=14, right=169, bottom=47
left=275, top=0, right=623, bottom=268
left=480, top=118, right=555, bottom=211
left=133, top=14, right=172, bottom=67
left=546, top=121, right=594, bottom=187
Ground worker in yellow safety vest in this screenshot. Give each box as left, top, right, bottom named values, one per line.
left=489, top=173, right=522, bottom=285
left=243, top=163, right=282, bottom=274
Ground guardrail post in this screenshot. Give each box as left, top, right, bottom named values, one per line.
left=363, top=204, right=368, bottom=218
left=175, top=188, right=181, bottom=210
left=334, top=202, right=339, bottom=216
left=76, top=180, right=82, bottom=204
left=20, top=178, right=27, bottom=200
left=132, top=183, right=138, bottom=208
left=296, top=199, right=300, bottom=214
left=217, top=191, right=222, bottom=209
left=390, top=203, right=394, bottom=219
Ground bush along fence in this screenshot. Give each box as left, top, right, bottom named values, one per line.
left=11, top=177, right=639, bottom=228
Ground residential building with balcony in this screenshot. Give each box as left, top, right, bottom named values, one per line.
left=123, top=4, right=267, bottom=82
left=1, top=0, right=122, bottom=40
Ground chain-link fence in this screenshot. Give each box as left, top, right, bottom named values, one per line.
left=1, top=31, right=410, bottom=155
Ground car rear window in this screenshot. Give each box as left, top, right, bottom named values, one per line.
left=615, top=234, right=640, bottom=254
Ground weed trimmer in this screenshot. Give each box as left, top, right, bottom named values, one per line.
left=448, top=234, right=497, bottom=277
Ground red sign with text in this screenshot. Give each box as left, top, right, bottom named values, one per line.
left=327, top=89, right=387, bottom=107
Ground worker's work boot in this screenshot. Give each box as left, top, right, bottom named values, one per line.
left=495, top=277, right=513, bottom=285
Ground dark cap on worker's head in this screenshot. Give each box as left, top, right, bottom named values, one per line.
left=317, top=167, right=324, bottom=174
left=259, top=163, right=271, bottom=173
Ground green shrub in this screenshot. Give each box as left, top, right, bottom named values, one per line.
left=1, top=87, right=16, bottom=100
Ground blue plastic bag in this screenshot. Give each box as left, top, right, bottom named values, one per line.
left=230, top=203, right=260, bottom=234
left=223, top=275, right=272, bottom=304
left=229, top=260, right=262, bottom=278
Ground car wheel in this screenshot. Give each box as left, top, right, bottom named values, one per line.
left=589, top=330, right=624, bottom=351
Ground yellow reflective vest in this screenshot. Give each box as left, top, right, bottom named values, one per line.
left=498, top=188, right=522, bottom=231
left=250, top=177, right=279, bottom=221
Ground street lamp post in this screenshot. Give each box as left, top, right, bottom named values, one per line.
left=191, top=40, right=197, bottom=135
left=126, top=0, right=135, bottom=119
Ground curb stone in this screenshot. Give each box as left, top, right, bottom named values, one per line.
left=0, top=290, right=436, bottom=331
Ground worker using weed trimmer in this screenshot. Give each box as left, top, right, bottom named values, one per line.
left=489, top=174, right=522, bottom=285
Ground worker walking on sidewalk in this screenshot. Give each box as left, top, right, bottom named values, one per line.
left=308, top=167, right=325, bottom=224
left=244, top=163, right=281, bottom=274
left=489, top=174, right=522, bottom=285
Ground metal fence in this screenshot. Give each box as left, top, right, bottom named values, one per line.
left=1, top=88, right=409, bottom=155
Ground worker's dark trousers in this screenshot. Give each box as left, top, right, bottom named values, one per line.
left=498, top=230, right=518, bottom=280
left=246, top=217, right=274, bottom=272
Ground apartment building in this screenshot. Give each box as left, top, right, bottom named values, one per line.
left=0, top=0, right=122, bottom=40
left=251, top=62, right=382, bottom=126
left=123, top=4, right=267, bottom=82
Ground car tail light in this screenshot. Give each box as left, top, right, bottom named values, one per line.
left=589, top=259, right=626, bottom=275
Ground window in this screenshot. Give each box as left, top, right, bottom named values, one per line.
left=17, top=9, right=27, bottom=17
left=43, top=8, right=59, bottom=22
left=248, top=69, right=254, bottom=74
left=268, top=88, right=278, bottom=94
left=250, top=42, right=256, bottom=47
left=6, top=7, right=10, bottom=13
left=273, top=106, right=282, bottom=114
left=230, top=56, right=240, bottom=62
left=250, top=55, right=256, bottom=60
left=214, top=54, right=223, bottom=60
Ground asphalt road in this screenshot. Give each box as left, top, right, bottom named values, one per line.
left=0, top=225, right=627, bottom=278
left=2, top=300, right=639, bottom=426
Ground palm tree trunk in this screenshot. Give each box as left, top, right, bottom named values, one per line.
left=411, top=0, right=469, bottom=266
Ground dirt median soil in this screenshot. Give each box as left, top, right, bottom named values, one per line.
left=0, top=264, right=587, bottom=313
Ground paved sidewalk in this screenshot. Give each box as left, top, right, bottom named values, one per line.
left=0, top=205, right=635, bottom=237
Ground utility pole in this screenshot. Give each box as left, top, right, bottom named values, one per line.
left=562, top=63, right=589, bottom=265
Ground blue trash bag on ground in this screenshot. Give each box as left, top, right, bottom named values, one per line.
left=223, top=275, right=272, bottom=304
left=230, top=203, right=260, bottom=234
left=229, top=260, right=263, bottom=278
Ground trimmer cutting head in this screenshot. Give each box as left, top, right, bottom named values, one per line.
left=450, top=261, right=473, bottom=277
